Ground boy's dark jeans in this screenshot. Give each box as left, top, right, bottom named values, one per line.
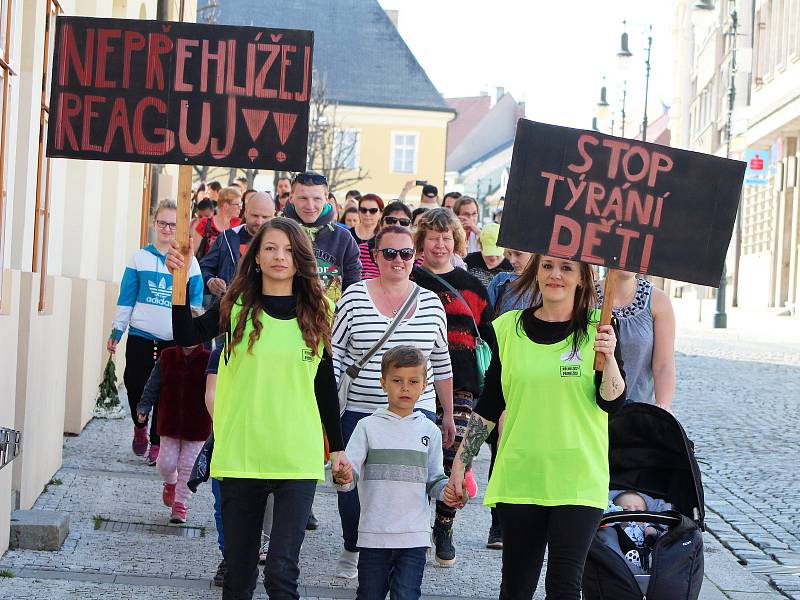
left=356, top=547, right=427, bottom=600
left=220, top=477, right=315, bottom=600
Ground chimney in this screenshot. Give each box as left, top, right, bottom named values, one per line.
left=495, top=86, right=505, bottom=103
left=385, top=9, right=399, bottom=28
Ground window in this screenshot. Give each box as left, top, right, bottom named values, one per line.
left=32, top=0, right=61, bottom=311
left=790, top=0, right=800, bottom=59
left=391, top=132, right=418, bottom=173
left=0, top=0, right=14, bottom=308
left=333, top=128, right=360, bottom=171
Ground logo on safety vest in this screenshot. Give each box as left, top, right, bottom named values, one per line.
left=560, top=365, right=581, bottom=377
left=301, top=348, right=313, bottom=362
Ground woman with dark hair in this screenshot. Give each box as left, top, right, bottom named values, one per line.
left=340, top=206, right=359, bottom=229
left=409, top=208, right=496, bottom=567
left=350, top=193, right=384, bottom=245
left=358, top=201, right=414, bottom=280
left=167, top=217, right=350, bottom=600
left=332, top=223, right=454, bottom=579
left=445, top=254, right=626, bottom=600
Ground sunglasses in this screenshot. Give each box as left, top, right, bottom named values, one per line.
left=378, top=247, right=415, bottom=262
left=292, top=172, right=328, bottom=186
left=359, top=207, right=380, bottom=214
left=383, top=216, right=411, bottom=227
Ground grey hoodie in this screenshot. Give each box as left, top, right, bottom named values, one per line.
left=336, top=408, right=448, bottom=548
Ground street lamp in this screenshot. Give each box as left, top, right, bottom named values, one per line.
left=617, top=21, right=653, bottom=142
left=693, top=0, right=739, bottom=328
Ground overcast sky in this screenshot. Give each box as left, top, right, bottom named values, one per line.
left=377, top=0, right=677, bottom=132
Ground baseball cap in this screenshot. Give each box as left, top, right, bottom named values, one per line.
left=422, top=184, right=438, bottom=198
left=479, top=223, right=505, bottom=257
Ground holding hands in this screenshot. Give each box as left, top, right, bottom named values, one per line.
left=443, top=465, right=470, bottom=508
left=330, top=451, right=353, bottom=485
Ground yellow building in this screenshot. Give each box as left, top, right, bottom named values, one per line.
left=215, top=0, right=455, bottom=201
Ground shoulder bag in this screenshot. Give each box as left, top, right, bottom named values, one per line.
left=337, top=285, right=420, bottom=414
left=418, top=267, right=492, bottom=387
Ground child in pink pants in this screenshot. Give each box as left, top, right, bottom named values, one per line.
left=137, top=344, right=212, bottom=524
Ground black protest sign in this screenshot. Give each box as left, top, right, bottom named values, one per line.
left=498, top=120, right=746, bottom=286
left=46, top=16, right=313, bottom=171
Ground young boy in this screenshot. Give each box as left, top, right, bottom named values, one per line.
left=333, top=346, right=458, bottom=600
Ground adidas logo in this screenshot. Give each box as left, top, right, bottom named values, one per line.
left=148, top=277, right=172, bottom=299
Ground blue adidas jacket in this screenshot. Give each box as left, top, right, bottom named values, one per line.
left=111, top=244, right=203, bottom=342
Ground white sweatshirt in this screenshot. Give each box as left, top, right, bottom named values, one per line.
left=336, top=408, right=448, bottom=548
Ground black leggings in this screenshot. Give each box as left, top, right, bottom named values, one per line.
left=123, top=335, right=174, bottom=444
left=496, top=503, right=603, bottom=600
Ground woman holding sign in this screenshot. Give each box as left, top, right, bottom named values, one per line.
left=444, top=255, right=626, bottom=600
left=167, top=218, right=350, bottom=600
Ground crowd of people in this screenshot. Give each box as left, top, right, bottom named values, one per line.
left=107, top=172, right=676, bottom=600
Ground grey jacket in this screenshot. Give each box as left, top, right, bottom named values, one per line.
left=336, top=408, right=447, bottom=548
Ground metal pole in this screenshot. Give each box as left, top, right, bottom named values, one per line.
left=642, top=26, right=653, bottom=142
left=621, top=84, right=627, bottom=138
left=714, top=8, right=738, bottom=328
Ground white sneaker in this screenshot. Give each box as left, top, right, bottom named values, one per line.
left=335, top=549, right=359, bottom=579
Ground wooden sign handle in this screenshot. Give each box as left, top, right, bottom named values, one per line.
left=593, top=268, right=618, bottom=372
left=172, top=164, right=193, bottom=306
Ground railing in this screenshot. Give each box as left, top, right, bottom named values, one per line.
left=0, top=427, right=21, bottom=470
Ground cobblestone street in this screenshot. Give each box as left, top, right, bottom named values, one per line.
left=0, top=312, right=795, bottom=599
left=672, top=316, right=800, bottom=599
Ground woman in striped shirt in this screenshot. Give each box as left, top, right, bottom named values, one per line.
left=332, top=224, right=455, bottom=579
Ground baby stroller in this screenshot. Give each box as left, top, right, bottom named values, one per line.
left=582, top=403, right=705, bottom=600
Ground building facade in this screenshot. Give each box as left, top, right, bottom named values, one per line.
left=215, top=0, right=454, bottom=201
left=671, top=0, right=800, bottom=315
left=0, top=0, right=193, bottom=556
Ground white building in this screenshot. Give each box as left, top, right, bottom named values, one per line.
left=0, top=0, right=193, bottom=555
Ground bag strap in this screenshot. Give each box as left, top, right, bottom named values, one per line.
left=345, top=285, right=420, bottom=379
left=418, top=266, right=482, bottom=341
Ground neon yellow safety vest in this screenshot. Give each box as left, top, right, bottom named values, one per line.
left=483, top=309, right=609, bottom=509
left=211, top=301, right=326, bottom=480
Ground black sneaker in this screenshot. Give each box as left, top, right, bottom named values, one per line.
left=212, top=558, right=226, bottom=587
left=433, top=524, right=456, bottom=567
left=486, top=525, right=503, bottom=549
left=305, top=510, right=319, bottom=531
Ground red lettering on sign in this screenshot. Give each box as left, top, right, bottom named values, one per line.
left=123, top=31, right=146, bottom=88
left=201, top=39, right=226, bottom=94
left=210, top=96, right=236, bottom=158
left=615, top=227, right=640, bottom=269
left=649, top=152, right=674, bottom=187
left=295, top=46, right=311, bottom=102
left=273, top=112, right=297, bottom=145
left=175, top=38, right=199, bottom=92
left=225, top=40, right=248, bottom=95
left=81, top=95, right=105, bottom=152
left=178, top=99, right=210, bottom=156
left=133, top=97, right=174, bottom=155
left=581, top=222, right=610, bottom=263
left=55, top=92, right=81, bottom=150
left=254, top=44, right=280, bottom=99
left=103, top=96, right=134, bottom=153
left=548, top=214, right=581, bottom=257
left=242, top=108, right=270, bottom=141
left=567, top=134, right=599, bottom=174
left=279, top=44, right=296, bottom=100
left=601, top=139, right=630, bottom=179
left=59, top=24, right=94, bottom=86
left=95, top=29, right=121, bottom=88
left=145, top=33, right=173, bottom=90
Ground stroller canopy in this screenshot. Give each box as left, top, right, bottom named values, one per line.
left=608, top=403, right=704, bottom=526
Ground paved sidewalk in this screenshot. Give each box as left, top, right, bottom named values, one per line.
left=0, top=411, right=784, bottom=599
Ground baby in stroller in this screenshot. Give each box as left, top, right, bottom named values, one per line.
left=605, top=490, right=672, bottom=574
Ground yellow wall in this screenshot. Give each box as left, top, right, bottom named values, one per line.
left=328, top=105, right=453, bottom=202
